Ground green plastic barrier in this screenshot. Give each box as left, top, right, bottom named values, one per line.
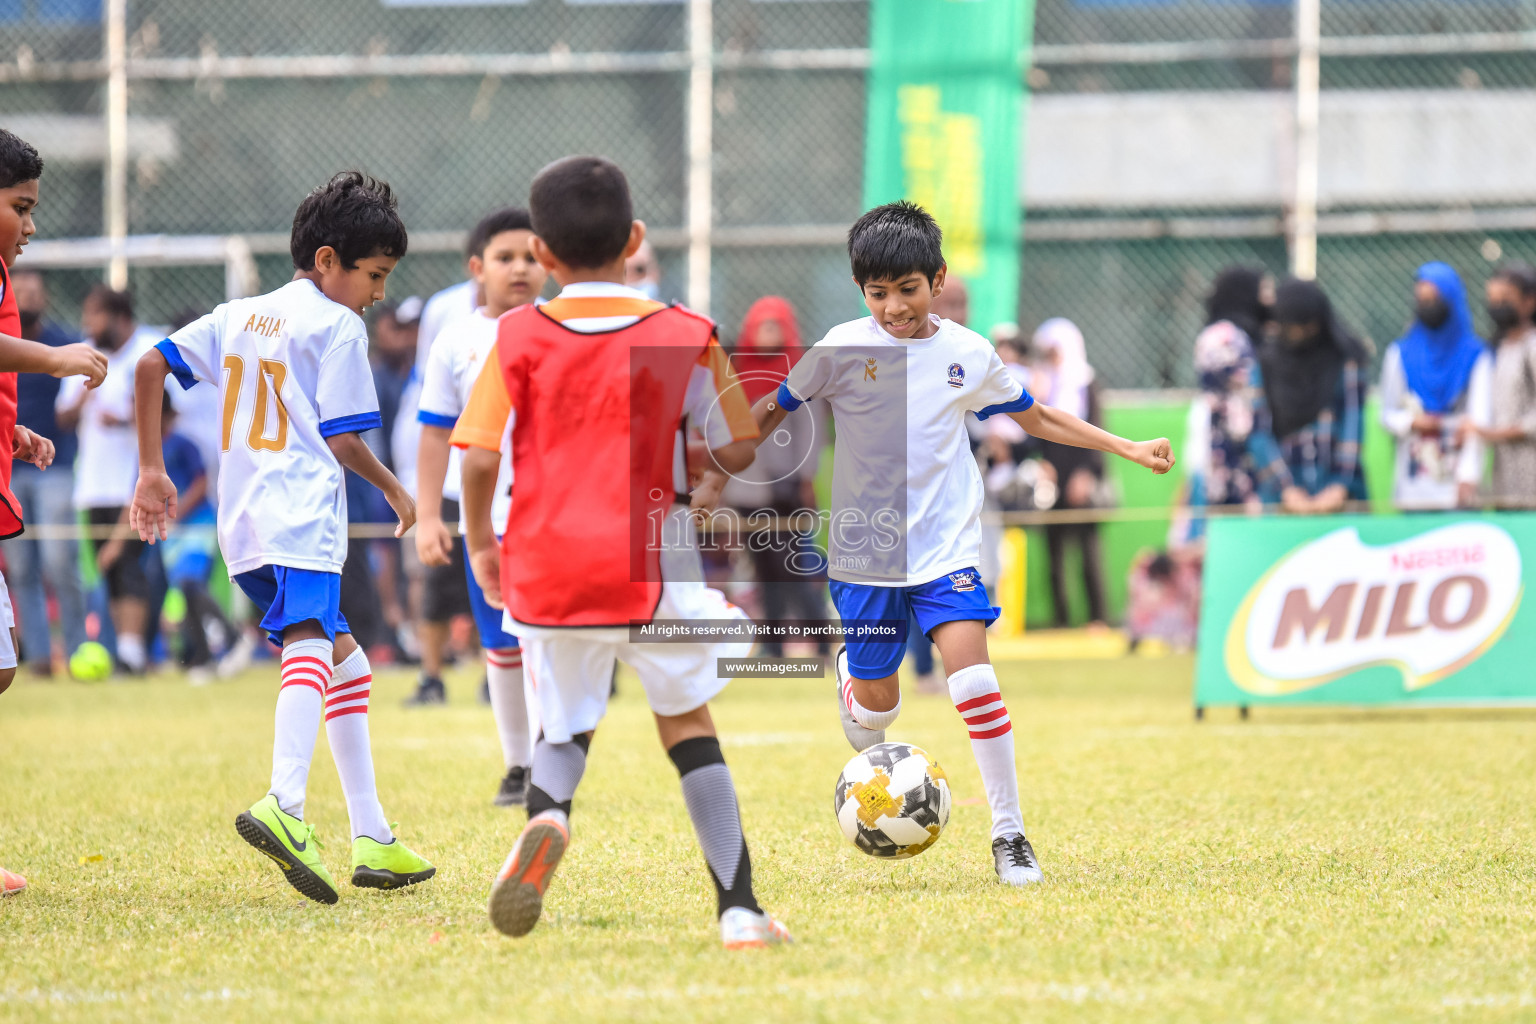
left=1195, top=511, right=1534, bottom=708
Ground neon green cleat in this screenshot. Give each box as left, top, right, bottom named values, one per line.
left=351, top=830, right=436, bottom=890
left=234, top=795, right=339, bottom=905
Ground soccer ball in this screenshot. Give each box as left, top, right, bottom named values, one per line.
left=68, top=642, right=113, bottom=682
left=833, top=742, right=951, bottom=859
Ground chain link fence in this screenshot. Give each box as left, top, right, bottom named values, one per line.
left=3, top=0, right=1536, bottom=385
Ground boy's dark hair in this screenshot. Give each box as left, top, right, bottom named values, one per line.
left=84, top=284, right=134, bottom=321
left=0, top=130, right=43, bottom=191
left=289, top=171, right=408, bottom=271
left=528, top=157, right=633, bottom=270
left=848, top=200, right=944, bottom=286
left=467, top=207, right=534, bottom=259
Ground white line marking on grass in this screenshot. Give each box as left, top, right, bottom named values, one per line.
left=721, top=732, right=814, bottom=747
left=1089, top=725, right=1428, bottom=740
left=1442, top=994, right=1536, bottom=1008
left=378, top=736, right=499, bottom=752
left=600, top=981, right=1145, bottom=1005
left=0, top=988, right=252, bottom=1005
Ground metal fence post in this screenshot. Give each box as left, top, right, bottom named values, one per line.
left=103, top=0, right=129, bottom=290
left=686, top=0, right=713, bottom=315
left=1292, top=0, right=1322, bottom=279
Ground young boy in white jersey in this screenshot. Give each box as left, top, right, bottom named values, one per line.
left=741, top=202, right=1174, bottom=885
left=416, top=207, right=545, bottom=806
left=129, top=172, right=435, bottom=905
left=452, top=156, right=790, bottom=949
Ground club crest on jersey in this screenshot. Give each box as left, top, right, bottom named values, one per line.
left=949, top=570, right=978, bottom=592
left=864, top=357, right=878, bottom=382
left=947, top=363, right=965, bottom=388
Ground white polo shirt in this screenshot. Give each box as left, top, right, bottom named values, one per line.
left=780, top=315, right=1031, bottom=586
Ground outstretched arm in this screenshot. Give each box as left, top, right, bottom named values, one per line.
left=0, top=333, right=107, bottom=386
left=326, top=432, right=416, bottom=539
left=1010, top=402, right=1174, bottom=474
left=749, top=390, right=793, bottom=447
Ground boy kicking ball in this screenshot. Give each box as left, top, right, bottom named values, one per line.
left=737, top=201, right=1173, bottom=885
left=130, top=172, right=434, bottom=904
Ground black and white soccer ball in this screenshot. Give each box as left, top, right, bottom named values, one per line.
left=833, top=742, right=951, bottom=859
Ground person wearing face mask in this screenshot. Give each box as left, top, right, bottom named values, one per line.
left=1, top=268, right=88, bottom=674
left=1471, top=263, right=1536, bottom=507
left=1183, top=267, right=1268, bottom=534
left=1249, top=277, right=1370, bottom=514
left=624, top=239, right=666, bottom=302
left=1379, top=261, right=1492, bottom=510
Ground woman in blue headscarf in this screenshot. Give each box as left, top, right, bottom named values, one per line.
left=1379, top=261, right=1493, bottom=510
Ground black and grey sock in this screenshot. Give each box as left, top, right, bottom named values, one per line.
left=667, top=735, right=761, bottom=917
left=525, top=732, right=591, bottom=818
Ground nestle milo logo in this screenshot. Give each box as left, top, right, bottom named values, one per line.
left=1225, top=523, right=1522, bottom=694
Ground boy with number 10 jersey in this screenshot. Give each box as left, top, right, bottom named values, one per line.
left=165, top=281, right=378, bottom=577
left=132, top=172, right=434, bottom=905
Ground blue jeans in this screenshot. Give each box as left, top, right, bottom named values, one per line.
left=3, top=465, right=87, bottom=663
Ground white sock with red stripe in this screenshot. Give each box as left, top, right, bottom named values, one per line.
left=270, top=638, right=331, bottom=818
left=839, top=674, right=901, bottom=730
left=485, top=647, right=532, bottom=770
left=949, top=663, right=1024, bottom=840
left=325, top=647, right=392, bottom=843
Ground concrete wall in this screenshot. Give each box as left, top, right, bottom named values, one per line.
left=1024, top=90, right=1536, bottom=209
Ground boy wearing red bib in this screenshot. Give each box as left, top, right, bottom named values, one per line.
left=452, top=157, right=789, bottom=949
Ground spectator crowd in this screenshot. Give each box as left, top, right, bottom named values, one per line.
left=7, top=249, right=1536, bottom=682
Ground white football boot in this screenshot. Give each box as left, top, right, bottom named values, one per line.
left=720, top=906, right=792, bottom=950
left=489, top=810, right=570, bottom=937
left=834, top=646, right=885, bottom=752
left=992, top=833, right=1044, bottom=886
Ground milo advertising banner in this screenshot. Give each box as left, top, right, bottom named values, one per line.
left=1195, top=513, right=1535, bottom=708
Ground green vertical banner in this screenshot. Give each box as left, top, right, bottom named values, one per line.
left=863, top=0, right=1030, bottom=334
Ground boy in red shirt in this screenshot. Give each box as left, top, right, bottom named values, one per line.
left=452, top=156, right=789, bottom=949
left=0, top=129, right=110, bottom=895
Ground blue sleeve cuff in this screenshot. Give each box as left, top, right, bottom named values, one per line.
left=156, top=340, right=198, bottom=392
left=318, top=411, right=383, bottom=438
left=775, top=381, right=804, bottom=412
left=417, top=409, right=458, bottom=429
left=974, top=390, right=1034, bottom=421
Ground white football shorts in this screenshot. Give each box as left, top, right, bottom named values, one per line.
left=0, top=569, right=16, bottom=670
left=512, top=577, right=751, bottom=744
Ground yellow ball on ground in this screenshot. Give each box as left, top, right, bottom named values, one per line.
left=69, top=642, right=113, bottom=682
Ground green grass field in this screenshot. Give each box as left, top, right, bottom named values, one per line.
left=3, top=654, right=1536, bottom=1023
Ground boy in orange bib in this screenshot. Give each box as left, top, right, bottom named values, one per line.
left=453, top=156, right=789, bottom=949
